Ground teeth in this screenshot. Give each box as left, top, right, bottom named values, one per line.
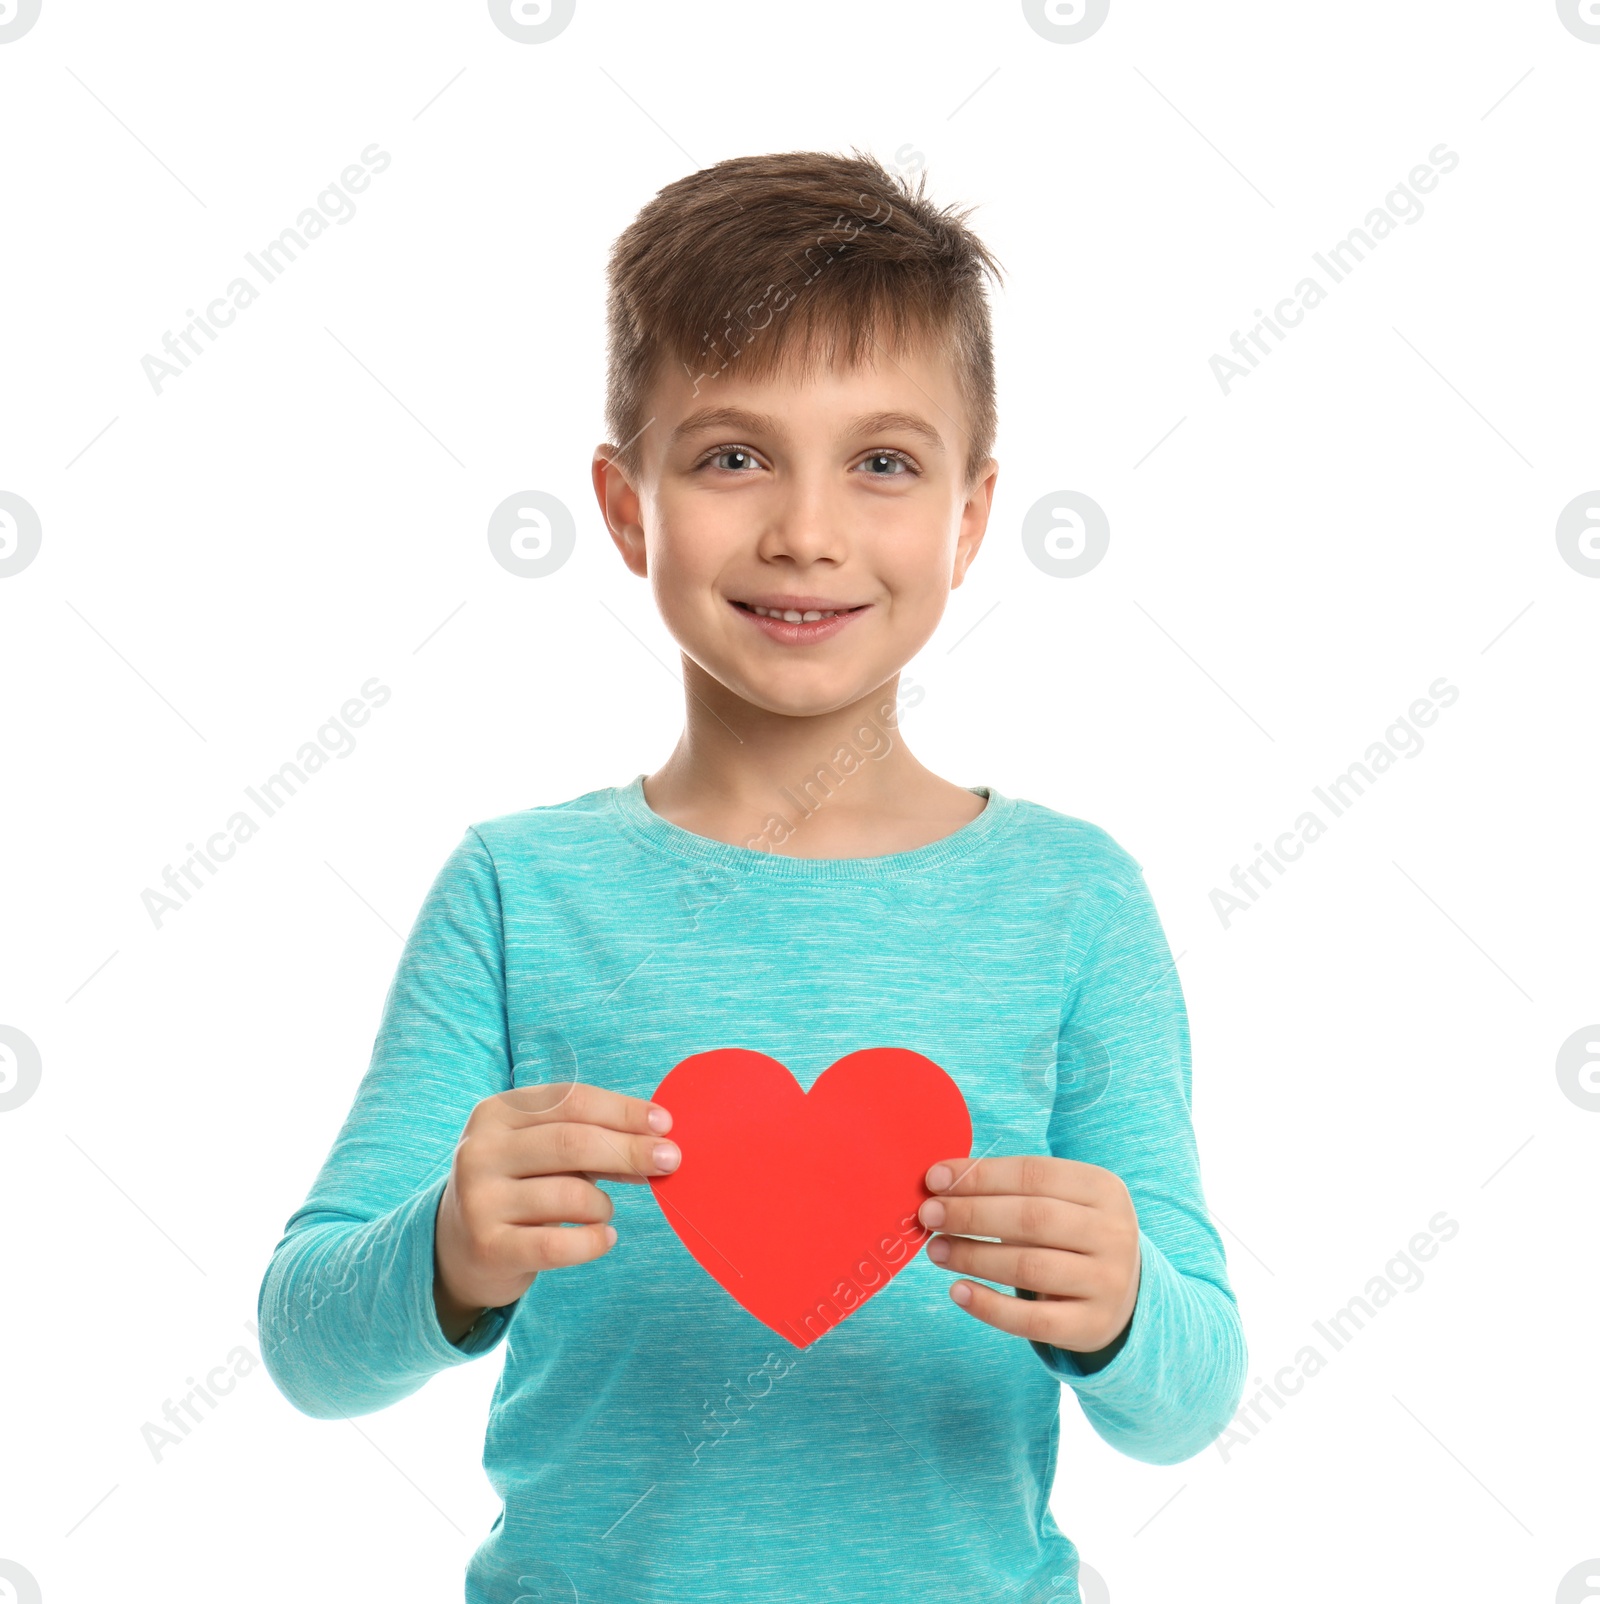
left=747, top=605, right=839, bottom=620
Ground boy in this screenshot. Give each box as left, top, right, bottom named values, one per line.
left=258, top=148, right=1247, bottom=1604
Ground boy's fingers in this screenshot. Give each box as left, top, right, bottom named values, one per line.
left=506, top=1221, right=617, bottom=1273
left=940, top=1275, right=1081, bottom=1344
left=925, top=1234, right=1089, bottom=1297
left=921, top=1191, right=1093, bottom=1249
left=508, top=1119, right=678, bottom=1181
left=925, top=1153, right=1101, bottom=1206
left=495, top=1080, right=671, bottom=1137
left=502, top=1173, right=616, bottom=1227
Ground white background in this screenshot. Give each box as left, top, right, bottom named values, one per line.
left=2, top=1, right=1597, bottom=1600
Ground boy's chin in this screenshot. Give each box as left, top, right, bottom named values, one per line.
left=717, top=667, right=891, bottom=722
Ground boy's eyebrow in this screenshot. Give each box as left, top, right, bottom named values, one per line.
left=667, top=406, right=947, bottom=455
left=667, top=406, right=778, bottom=445
left=845, top=410, right=948, bottom=455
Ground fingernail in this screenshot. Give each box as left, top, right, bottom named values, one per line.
left=647, top=1105, right=672, bottom=1134
left=653, top=1142, right=680, bottom=1172
left=951, top=1282, right=971, bottom=1305
left=927, top=1238, right=949, bottom=1263
left=603, top=1225, right=617, bottom=1245
left=927, top=1164, right=952, bottom=1191
left=920, top=1198, right=946, bottom=1228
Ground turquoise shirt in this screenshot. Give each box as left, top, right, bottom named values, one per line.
left=258, top=776, right=1246, bottom=1603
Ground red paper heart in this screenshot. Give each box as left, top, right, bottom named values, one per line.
left=648, top=1046, right=972, bottom=1348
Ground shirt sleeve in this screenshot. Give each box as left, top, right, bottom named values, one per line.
left=256, top=826, right=519, bottom=1420
left=1026, top=867, right=1248, bottom=1465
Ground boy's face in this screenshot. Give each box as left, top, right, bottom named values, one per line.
left=594, top=332, right=998, bottom=719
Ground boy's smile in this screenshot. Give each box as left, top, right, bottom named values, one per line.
left=595, top=331, right=998, bottom=722
left=726, top=595, right=871, bottom=646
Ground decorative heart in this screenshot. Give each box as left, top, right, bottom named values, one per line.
left=648, top=1046, right=972, bottom=1348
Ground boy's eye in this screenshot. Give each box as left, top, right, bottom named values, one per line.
left=694, top=446, right=918, bottom=476
left=857, top=450, right=914, bottom=476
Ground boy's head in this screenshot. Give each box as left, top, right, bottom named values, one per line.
left=593, top=149, right=1004, bottom=721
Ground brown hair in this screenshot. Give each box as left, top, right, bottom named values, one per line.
left=603, top=147, right=1004, bottom=491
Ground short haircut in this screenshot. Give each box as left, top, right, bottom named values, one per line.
left=603, top=147, right=1004, bottom=491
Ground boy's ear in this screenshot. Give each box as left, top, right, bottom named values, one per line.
left=951, top=457, right=1000, bottom=590
left=592, top=445, right=648, bottom=578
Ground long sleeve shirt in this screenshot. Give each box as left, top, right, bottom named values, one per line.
left=257, top=774, right=1247, bottom=1604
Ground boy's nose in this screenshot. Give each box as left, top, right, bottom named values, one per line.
left=755, top=487, right=848, bottom=565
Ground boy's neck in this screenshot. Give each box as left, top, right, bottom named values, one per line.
left=642, top=660, right=985, bottom=859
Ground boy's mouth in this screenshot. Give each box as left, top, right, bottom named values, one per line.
left=728, top=596, right=870, bottom=644
left=731, top=598, right=867, bottom=621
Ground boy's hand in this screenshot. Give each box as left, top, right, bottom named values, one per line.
left=433, top=1081, right=678, bottom=1336
left=917, top=1155, right=1141, bottom=1360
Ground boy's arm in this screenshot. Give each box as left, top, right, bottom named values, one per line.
left=256, top=827, right=518, bottom=1420
left=1028, top=866, right=1248, bottom=1465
